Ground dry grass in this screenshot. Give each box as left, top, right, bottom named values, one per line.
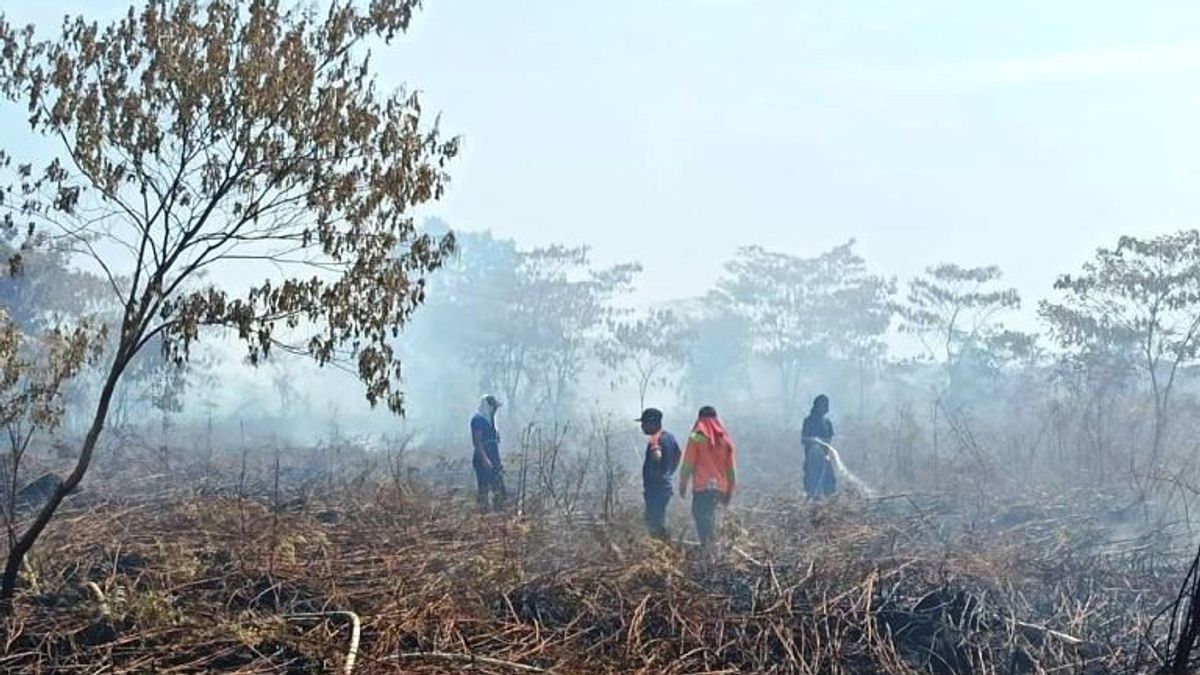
left=0, top=474, right=1185, bottom=674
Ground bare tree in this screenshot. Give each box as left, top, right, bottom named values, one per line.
left=598, top=308, right=694, bottom=411
left=897, top=263, right=1020, bottom=472
left=0, top=0, right=457, bottom=607
left=461, top=245, right=637, bottom=424
left=126, top=336, right=197, bottom=472
left=898, top=263, right=1020, bottom=384
left=1050, top=342, right=1136, bottom=479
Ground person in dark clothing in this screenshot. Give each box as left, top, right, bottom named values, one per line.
left=471, top=395, right=507, bottom=510
left=637, top=408, right=681, bottom=540
left=802, top=395, right=836, bottom=498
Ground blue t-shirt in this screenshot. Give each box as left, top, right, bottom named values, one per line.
left=470, top=412, right=501, bottom=466
left=642, top=430, right=681, bottom=495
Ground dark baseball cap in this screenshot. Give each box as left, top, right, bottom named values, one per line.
left=635, top=408, right=663, bottom=424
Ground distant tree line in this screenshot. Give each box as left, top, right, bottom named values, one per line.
left=397, top=226, right=1200, bottom=498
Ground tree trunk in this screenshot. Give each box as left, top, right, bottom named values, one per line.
left=1152, top=395, right=1169, bottom=472
left=858, top=357, right=866, bottom=420
left=932, top=396, right=941, bottom=482
left=0, top=360, right=124, bottom=611
left=1167, top=541, right=1200, bottom=674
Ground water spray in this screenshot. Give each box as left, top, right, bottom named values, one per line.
left=809, top=438, right=875, bottom=498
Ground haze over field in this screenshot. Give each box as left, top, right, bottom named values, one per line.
left=6, top=0, right=1200, bottom=323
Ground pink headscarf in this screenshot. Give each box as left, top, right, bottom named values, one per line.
left=693, top=416, right=728, bottom=445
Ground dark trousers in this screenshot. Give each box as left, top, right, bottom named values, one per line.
left=804, top=445, right=836, bottom=498
left=644, top=490, right=670, bottom=540
left=473, top=461, right=507, bottom=511
left=691, top=490, right=720, bottom=546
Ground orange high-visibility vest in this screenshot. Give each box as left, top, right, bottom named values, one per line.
left=680, top=428, right=736, bottom=494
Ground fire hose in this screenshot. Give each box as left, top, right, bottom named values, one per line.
left=285, top=611, right=361, bottom=675
left=805, top=437, right=875, bottom=497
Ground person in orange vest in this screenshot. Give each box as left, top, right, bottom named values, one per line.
left=678, top=405, right=737, bottom=549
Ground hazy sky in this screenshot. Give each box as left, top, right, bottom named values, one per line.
left=7, top=1, right=1200, bottom=320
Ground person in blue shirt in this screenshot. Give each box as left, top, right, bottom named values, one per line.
left=637, top=408, right=681, bottom=540
left=802, top=394, right=836, bottom=498
left=471, top=395, right=506, bottom=511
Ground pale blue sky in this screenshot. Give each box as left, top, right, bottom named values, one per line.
left=7, top=1, right=1200, bottom=318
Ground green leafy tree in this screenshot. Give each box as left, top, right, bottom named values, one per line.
left=715, top=241, right=893, bottom=410
left=0, top=311, right=103, bottom=553
left=0, top=0, right=456, bottom=606
left=404, top=234, right=638, bottom=429
left=1040, top=230, right=1200, bottom=471
left=0, top=235, right=113, bottom=446
left=0, top=243, right=109, bottom=331
left=397, top=230, right=518, bottom=440
left=487, top=245, right=638, bottom=424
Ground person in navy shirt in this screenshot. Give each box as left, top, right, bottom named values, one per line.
left=802, top=394, right=836, bottom=498
left=471, top=395, right=506, bottom=510
left=637, top=408, right=681, bottom=540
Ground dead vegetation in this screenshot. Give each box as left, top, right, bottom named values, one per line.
left=0, top=468, right=1187, bottom=674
